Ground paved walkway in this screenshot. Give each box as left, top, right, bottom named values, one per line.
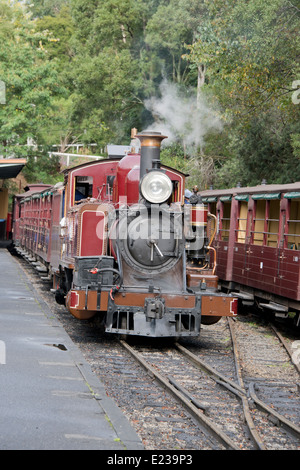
left=0, top=248, right=143, bottom=450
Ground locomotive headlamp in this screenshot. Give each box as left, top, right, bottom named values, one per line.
left=140, top=171, right=172, bottom=204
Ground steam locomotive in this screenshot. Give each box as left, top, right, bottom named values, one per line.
left=12, top=130, right=237, bottom=337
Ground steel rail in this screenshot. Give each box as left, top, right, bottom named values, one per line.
left=176, top=340, right=266, bottom=449
left=270, top=324, right=300, bottom=375
left=248, top=382, right=300, bottom=440
left=227, top=318, right=267, bottom=450
left=119, top=339, right=240, bottom=450
left=175, top=343, right=245, bottom=397
left=177, top=324, right=300, bottom=448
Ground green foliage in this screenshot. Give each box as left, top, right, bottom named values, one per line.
left=161, top=144, right=189, bottom=174
left=185, top=0, right=300, bottom=186
left=145, top=0, right=207, bottom=85
left=0, top=1, right=64, bottom=159
left=291, top=133, right=300, bottom=159
left=25, top=0, right=70, bottom=18
left=23, top=151, right=63, bottom=184
left=34, top=7, right=75, bottom=64
left=0, top=0, right=298, bottom=189
left=229, top=113, right=300, bottom=186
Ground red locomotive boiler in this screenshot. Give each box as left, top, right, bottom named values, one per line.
left=201, top=182, right=300, bottom=327
left=12, top=131, right=237, bottom=337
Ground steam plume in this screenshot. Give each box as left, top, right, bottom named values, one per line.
left=145, top=80, right=223, bottom=154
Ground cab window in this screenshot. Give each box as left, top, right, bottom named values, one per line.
left=75, top=176, right=93, bottom=202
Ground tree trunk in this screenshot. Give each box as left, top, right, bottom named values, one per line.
left=197, top=63, right=206, bottom=109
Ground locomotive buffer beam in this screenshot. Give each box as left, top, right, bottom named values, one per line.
left=105, top=294, right=201, bottom=337
left=83, top=283, right=102, bottom=311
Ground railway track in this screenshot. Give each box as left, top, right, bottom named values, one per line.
left=119, top=319, right=300, bottom=450
left=120, top=339, right=240, bottom=450
left=13, top=254, right=300, bottom=450
left=226, top=317, right=300, bottom=450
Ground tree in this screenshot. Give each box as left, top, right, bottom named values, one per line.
left=67, top=0, right=147, bottom=144
left=0, top=1, right=65, bottom=181
left=25, top=0, right=70, bottom=18
left=5, top=0, right=298, bottom=189
left=145, top=0, right=208, bottom=87
left=185, top=0, right=300, bottom=186
left=34, top=7, right=75, bottom=64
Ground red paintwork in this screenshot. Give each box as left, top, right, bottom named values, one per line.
left=214, top=240, right=228, bottom=281
left=113, top=153, right=185, bottom=206
left=126, top=166, right=140, bottom=204
left=190, top=205, right=208, bottom=226
left=80, top=210, right=104, bottom=257
left=202, top=183, right=300, bottom=305
left=6, top=213, right=12, bottom=240
left=65, top=159, right=120, bottom=210
left=231, top=243, right=300, bottom=301
left=113, top=153, right=140, bottom=205
left=13, top=155, right=186, bottom=277
left=13, top=185, right=51, bottom=246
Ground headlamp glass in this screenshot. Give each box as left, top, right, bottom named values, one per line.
left=140, top=171, right=173, bottom=204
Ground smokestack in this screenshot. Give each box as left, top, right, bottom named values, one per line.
left=136, top=131, right=167, bottom=180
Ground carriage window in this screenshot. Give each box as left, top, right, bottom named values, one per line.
left=266, top=200, right=279, bottom=247
left=220, top=202, right=231, bottom=241
left=237, top=201, right=248, bottom=243
left=75, top=176, right=93, bottom=202
left=287, top=200, right=300, bottom=249
left=209, top=202, right=217, bottom=216
left=253, top=200, right=266, bottom=245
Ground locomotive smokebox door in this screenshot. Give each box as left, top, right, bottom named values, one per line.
left=117, top=206, right=184, bottom=275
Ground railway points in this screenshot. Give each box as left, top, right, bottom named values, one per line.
left=0, top=248, right=143, bottom=450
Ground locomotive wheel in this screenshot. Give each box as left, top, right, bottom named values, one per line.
left=55, top=288, right=66, bottom=306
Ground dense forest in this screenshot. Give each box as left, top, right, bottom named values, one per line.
left=0, top=0, right=299, bottom=190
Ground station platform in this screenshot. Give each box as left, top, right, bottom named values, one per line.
left=0, top=248, right=143, bottom=450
